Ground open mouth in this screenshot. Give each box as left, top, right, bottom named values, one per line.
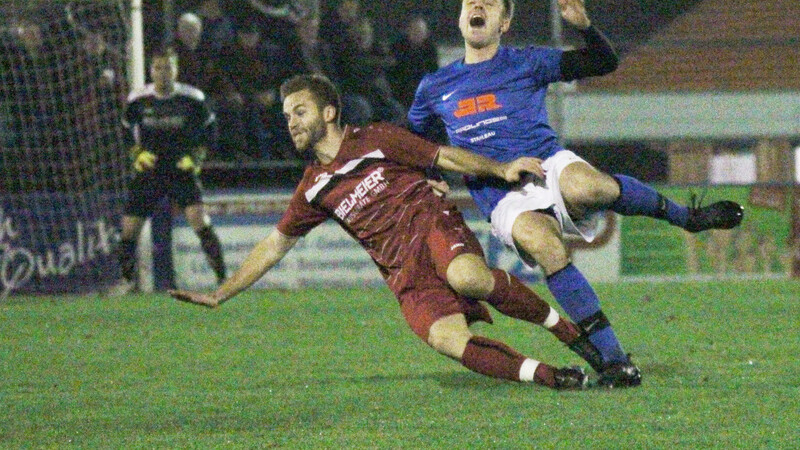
left=469, top=16, right=486, bottom=27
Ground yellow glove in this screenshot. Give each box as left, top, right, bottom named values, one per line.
left=133, top=149, right=157, bottom=172
left=176, top=155, right=200, bottom=175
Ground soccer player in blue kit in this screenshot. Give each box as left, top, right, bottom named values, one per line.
left=408, top=0, right=744, bottom=387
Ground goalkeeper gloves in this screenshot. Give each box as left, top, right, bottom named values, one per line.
left=176, top=155, right=200, bottom=175
left=131, top=146, right=157, bottom=172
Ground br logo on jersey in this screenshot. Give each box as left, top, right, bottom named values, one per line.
left=453, top=94, right=501, bottom=118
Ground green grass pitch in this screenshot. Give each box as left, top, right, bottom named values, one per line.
left=1, top=280, right=799, bottom=448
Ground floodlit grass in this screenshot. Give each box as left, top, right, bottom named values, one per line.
left=1, top=280, right=799, bottom=448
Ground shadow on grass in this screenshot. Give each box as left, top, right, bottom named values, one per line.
left=264, top=371, right=546, bottom=390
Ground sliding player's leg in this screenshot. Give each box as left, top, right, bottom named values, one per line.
left=444, top=253, right=603, bottom=371
left=426, top=210, right=596, bottom=366
left=402, top=295, right=586, bottom=390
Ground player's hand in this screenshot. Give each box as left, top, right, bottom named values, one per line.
left=427, top=179, right=451, bottom=197
left=169, top=289, right=220, bottom=308
left=502, top=157, right=545, bottom=183
left=559, top=0, right=591, bottom=29
left=133, top=150, right=157, bottom=172
left=176, top=155, right=199, bottom=174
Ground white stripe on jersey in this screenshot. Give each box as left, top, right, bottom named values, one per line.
left=304, top=149, right=385, bottom=202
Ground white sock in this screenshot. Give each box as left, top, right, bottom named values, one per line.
left=542, top=306, right=560, bottom=329
left=519, top=358, right=540, bottom=382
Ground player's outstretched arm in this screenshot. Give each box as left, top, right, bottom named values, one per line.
left=169, top=229, right=299, bottom=308
left=435, top=146, right=544, bottom=182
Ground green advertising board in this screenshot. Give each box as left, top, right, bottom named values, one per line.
left=620, top=185, right=794, bottom=278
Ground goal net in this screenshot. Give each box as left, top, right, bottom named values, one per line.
left=0, top=0, right=130, bottom=297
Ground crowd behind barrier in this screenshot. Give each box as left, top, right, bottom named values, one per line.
left=3, top=0, right=797, bottom=189
left=164, top=0, right=439, bottom=164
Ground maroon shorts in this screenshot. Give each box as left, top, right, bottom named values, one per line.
left=394, top=207, right=493, bottom=342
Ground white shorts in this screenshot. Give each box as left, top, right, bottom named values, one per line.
left=490, top=150, right=602, bottom=250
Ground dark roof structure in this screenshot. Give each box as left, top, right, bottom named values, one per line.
left=579, top=0, right=800, bottom=91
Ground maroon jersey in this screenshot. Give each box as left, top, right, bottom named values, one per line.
left=277, top=123, right=464, bottom=286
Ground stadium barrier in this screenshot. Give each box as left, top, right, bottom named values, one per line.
left=170, top=190, right=620, bottom=292
left=170, top=185, right=794, bottom=291
left=0, top=192, right=122, bottom=298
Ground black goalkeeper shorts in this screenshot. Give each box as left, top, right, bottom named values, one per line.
left=124, top=171, right=203, bottom=217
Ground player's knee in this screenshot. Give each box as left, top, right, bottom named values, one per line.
left=515, top=230, right=564, bottom=261
left=446, top=255, right=493, bottom=299
left=588, top=174, right=620, bottom=206
left=186, top=207, right=211, bottom=231
left=427, top=326, right=472, bottom=359
left=427, top=315, right=472, bottom=359
left=515, top=235, right=570, bottom=274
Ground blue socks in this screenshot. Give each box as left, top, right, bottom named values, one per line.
left=610, top=174, right=688, bottom=227
left=546, top=264, right=628, bottom=364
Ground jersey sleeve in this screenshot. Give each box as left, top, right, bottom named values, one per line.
left=367, top=123, right=440, bottom=169
left=276, top=185, right=330, bottom=238
left=525, top=46, right=564, bottom=86
left=407, top=75, right=436, bottom=136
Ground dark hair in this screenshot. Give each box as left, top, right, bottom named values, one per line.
left=280, top=74, right=342, bottom=125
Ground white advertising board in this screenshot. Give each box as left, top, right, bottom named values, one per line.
left=172, top=192, right=620, bottom=291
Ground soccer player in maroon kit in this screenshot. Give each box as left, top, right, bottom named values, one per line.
left=170, top=74, right=599, bottom=390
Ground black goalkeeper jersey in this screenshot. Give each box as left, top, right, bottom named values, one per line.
left=122, top=82, right=214, bottom=173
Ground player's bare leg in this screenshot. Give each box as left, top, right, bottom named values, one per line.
left=558, top=161, right=743, bottom=232
left=558, top=162, right=619, bottom=219
left=185, top=203, right=226, bottom=284
left=446, top=253, right=602, bottom=369
left=427, top=313, right=587, bottom=390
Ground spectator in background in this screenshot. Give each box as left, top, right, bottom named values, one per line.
left=290, top=14, right=334, bottom=77
left=350, top=17, right=405, bottom=125
left=80, top=31, right=130, bottom=171
left=227, top=0, right=307, bottom=49
left=0, top=19, right=76, bottom=192
left=196, top=0, right=236, bottom=54
left=319, top=0, right=372, bottom=126
left=82, top=32, right=121, bottom=94
left=173, top=12, right=244, bottom=161
left=218, top=19, right=294, bottom=160
left=322, top=1, right=404, bottom=125
left=1, top=20, right=49, bottom=191
left=389, top=15, right=439, bottom=110
left=174, top=13, right=212, bottom=90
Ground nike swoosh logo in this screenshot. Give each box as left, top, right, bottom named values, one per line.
left=442, top=90, right=457, bottom=101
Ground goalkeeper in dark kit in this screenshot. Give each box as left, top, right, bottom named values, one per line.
left=108, top=46, right=226, bottom=295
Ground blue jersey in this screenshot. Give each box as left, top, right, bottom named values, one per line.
left=408, top=45, right=564, bottom=219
